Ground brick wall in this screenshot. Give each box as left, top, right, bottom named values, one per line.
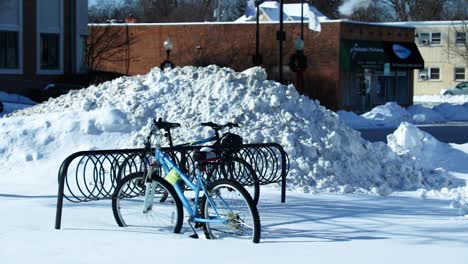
left=92, top=21, right=415, bottom=110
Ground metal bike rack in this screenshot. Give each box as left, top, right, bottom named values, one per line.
left=55, top=143, right=289, bottom=229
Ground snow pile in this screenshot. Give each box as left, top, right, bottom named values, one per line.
left=338, top=102, right=468, bottom=129
left=431, top=103, right=468, bottom=121
left=388, top=122, right=467, bottom=212
left=414, top=94, right=468, bottom=104
left=4, top=66, right=452, bottom=194
left=0, top=92, right=37, bottom=117
left=361, top=102, right=412, bottom=127
left=0, top=91, right=37, bottom=105
left=387, top=122, right=448, bottom=168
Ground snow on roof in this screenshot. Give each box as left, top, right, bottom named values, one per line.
left=237, top=1, right=329, bottom=22
left=380, top=20, right=467, bottom=28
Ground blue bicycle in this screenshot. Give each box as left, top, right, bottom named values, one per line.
left=112, top=118, right=261, bottom=243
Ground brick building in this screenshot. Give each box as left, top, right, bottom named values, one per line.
left=94, top=20, right=423, bottom=112
left=0, top=0, right=88, bottom=99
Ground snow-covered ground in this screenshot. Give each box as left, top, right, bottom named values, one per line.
left=1, top=66, right=467, bottom=263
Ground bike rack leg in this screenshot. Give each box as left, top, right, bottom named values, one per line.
left=55, top=173, right=66, bottom=229
left=281, top=153, right=287, bottom=203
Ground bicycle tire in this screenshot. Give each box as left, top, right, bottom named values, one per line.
left=112, top=172, right=184, bottom=233
left=201, top=179, right=261, bottom=243
left=207, top=157, right=260, bottom=205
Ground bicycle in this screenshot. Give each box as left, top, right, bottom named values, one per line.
left=112, top=118, right=261, bottom=243
left=166, top=121, right=260, bottom=205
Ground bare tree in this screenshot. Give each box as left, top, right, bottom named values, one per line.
left=86, top=24, right=137, bottom=74
left=447, top=21, right=468, bottom=65
left=309, top=0, right=343, bottom=19
left=380, top=0, right=447, bottom=21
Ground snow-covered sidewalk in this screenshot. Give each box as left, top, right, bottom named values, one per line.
left=1, top=190, right=467, bottom=264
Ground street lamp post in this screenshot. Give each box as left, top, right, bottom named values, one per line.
left=289, top=36, right=307, bottom=94
left=301, top=0, right=304, bottom=40
left=277, top=0, right=285, bottom=84
left=160, top=37, right=175, bottom=70
left=252, top=0, right=263, bottom=66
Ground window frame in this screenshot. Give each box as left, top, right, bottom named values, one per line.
left=417, top=32, right=443, bottom=46
left=418, top=67, right=441, bottom=81
left=454, top=67, right=466, bottom=81
left=0, top=0, right=23, bottom=74
left=36, top=0, right=64, bottom=75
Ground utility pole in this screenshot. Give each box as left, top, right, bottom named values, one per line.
left=278, top=0, right=285, bottom=84
left=217, top=0, right=222, bottom=21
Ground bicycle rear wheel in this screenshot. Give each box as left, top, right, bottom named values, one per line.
left=201, top=179, right=261, bottom=243
left=112, top=172, right=184, bottom=233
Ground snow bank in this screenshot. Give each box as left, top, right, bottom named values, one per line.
left=387, top=122, right=449, bottom=168
left=338, top=101, right=468, bottom=129
left=3, top=66, right=452, bottom=194
left=388, top=122, right=467, bottom=211
left=0, top=91, right=37, bottom=105
left=414, top=95, right=468, bottom=104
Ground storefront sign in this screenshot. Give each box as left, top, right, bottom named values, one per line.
left=340, top=40, right=424, bottom=71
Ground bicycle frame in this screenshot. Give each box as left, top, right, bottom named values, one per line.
left=144, top=146, right=225, bottom=224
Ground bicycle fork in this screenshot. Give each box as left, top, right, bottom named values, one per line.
left=142, top=167, right=158, bottom=213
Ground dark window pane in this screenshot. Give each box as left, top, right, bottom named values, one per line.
left=0, top=31, right=19, bottom=69
left=40, top=33, right=60, bottom=70
left=431, top=33, right=441, bottom=45
left=456, top=32, right=466, bottom=44
left=455, top=68, right=465, bottom=80
left=430, top=68, right=440, bottom=80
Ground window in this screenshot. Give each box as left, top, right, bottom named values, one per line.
left=37, top=0, right=62, bottom=73
left=40, top=34, right=60, bottom=70
left=0, top=0, right=21, bottom=73
left=419, top=68, right=440, bottom=80
left=430, top=68, right=440, bottom=80
left=456, top=32, right=466, bottom=45
left=431, top=33, right=441, bottom=45
left=455, top=67, right=466, bottom=80
left=417, top=32, right=442, bottom=46
left=419, top=33, right=430, bottom=45
left=0, top=31, right=18, bottom=69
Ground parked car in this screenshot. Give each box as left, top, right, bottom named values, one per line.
left=443, top=81, right=468, bottom=95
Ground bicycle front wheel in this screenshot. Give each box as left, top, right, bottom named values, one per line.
left=201, top=179, right=261, bottom=243
left=112, top=172, right=184, bottom=233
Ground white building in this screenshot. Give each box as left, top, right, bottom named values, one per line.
left=384, top=21, right=467, bottom=95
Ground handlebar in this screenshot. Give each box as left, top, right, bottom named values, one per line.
left=145, top=119, right=239, bottom=149
left=200, top=122, right=238, bottom=130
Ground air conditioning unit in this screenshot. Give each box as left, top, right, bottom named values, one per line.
left=419, top=73, right=427, bottom=80
left=421, top=39, right=430, bottom=45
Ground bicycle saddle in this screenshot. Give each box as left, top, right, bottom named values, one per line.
left=154, top=118, right=181, bottom=130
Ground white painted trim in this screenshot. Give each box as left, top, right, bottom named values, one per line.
left=0, top=0, right=23, bottom=74
left=36, top=0, right=64, bottom=75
